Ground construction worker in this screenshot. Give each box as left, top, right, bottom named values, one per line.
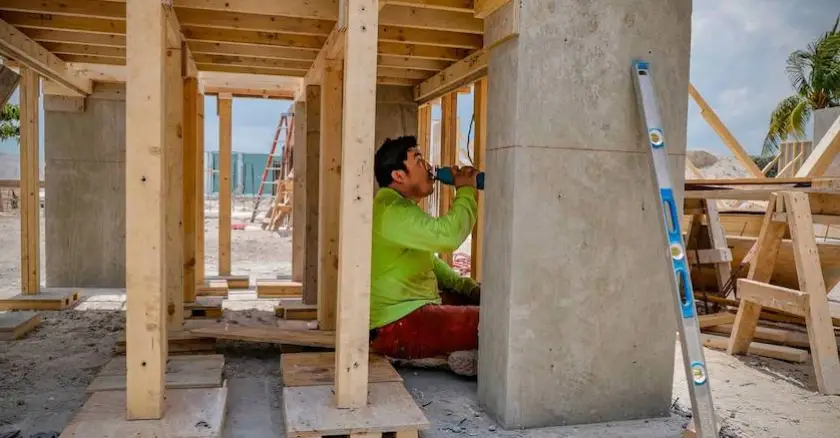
left=369, top=135, right=481, bottom=377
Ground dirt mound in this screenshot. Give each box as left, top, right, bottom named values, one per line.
left=687, top=150, right=719, bottom=168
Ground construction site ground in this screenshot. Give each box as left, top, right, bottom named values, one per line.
left=2, top=203, right=840, bottom=438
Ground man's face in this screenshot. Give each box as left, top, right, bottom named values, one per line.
left=394, top=147, right=435, bottom=198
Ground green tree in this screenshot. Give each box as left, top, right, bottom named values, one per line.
left=763, top=16, right=840, bottom=156
left=0, top=102, right=19, bottom=142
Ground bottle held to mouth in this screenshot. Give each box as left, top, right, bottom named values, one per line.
left=434, top=166, right=485, bottom=190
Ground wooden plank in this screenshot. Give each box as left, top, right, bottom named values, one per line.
left=280, top=302, right=318, bottom=320
left=0, top=65, right=19, bottom=105
left=86, top=354, right=224, bottom=393
left=196, top=280, right=229, bottom=297
left=165, top=35, right=185, bottom=330
left=183, top=76, right=199, bottom=304
left=388, top=0, right=473, bottom=12
left=256, top=280, right=303, bottom=298
left=125, top=0, right=167, bottom=419
left=737, top=279, right=808, bottom=317
left=304, top=84, right=322, bottom=305
left=703, top=334, right=809, bottom=363
left=474, top=0, right=508, bottom=18
left=190, top=324, right=335, bottom=348
left=437, top=91, right=457, bottom=266
left=796, top=113, right=840, bottom=177
left=174, top=7, right=333, bottom=36
left=195, top=88, right=206, bottom=285
left=292, top=100, right=307, bottom=283
left=785, top=192, right=840, bottom=394
left=283, top=382, right=429, bottom=436
left=218, top=95, right=232, bottom=276
left=60, top=388, right=227, bottom=438
left=317, top=61, right=343, bottom=331
left=413, top=49, right=486, bottom=102
left=0, top=289, right=80, bottom=311
left=281, top=352, right=402, bottom=387
left=0, top=311, right=40, bottom=341
left=19, top=67, right=39, bottom=295
left=688, top=83, right=764, bottom=178
left=697, top=312, right=735, bottom=329
left=703, top=200, right=734, bottom=297
left=379, top=5, right=482, bottom=33
left=205, top=275, right=250, bottom=289
left=483, top=0, right=519, bottom=49
left=417, top=104, right=431, bottom=213
left=335, top=0, right=379, bottom=408
left=0, top=18, right=91, bottom=95
left=471, top=78, right=486, bottom=281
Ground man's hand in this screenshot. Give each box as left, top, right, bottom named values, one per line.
left=453, top=165, right=479, bottom=188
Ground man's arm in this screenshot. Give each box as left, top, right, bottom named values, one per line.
left=433, top=256, right=478, bottom=295
left=378, top=186, right=478, bottom=254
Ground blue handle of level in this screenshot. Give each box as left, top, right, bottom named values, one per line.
left=661, top=188, right=696, bottom=319
left=435, top=167, right=484, bottom=190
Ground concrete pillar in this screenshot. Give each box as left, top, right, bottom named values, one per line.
left=44, top=84, right=126, bottom=288
left=477, top=0, right=692, bottom=429
left=375, top=85, right=417, bottom=150
left=814, top=107, right=840, bottom=176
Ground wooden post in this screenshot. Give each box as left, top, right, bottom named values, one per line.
left=438, top=91, right=458, bottom=265
left=334, top=0, right=378, bottom=409
left=165, top=37, right=184, bottom=329
left=470, top=79, right=487, bottom=281
left=19, top=67, right=39, bottom=295
left=292, top=100, right=307, bottom=283
left=218, top=95, right=232, bottom=276
left=125, top=0, right=167, bottom=419
left=417, top=104, right=431, bottom=213
left=318, top=62, right=343, bottom=331
left=304, top=85, right=321, bottom=305
left=183, top=77, right=198, bottom=304
left=195, top=91, right=206, bottom=286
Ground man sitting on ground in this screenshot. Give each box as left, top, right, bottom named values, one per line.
left=369, top=135, right=481, bottom=376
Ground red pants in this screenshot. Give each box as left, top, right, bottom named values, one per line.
left=369, top=290, right=479, bottom=359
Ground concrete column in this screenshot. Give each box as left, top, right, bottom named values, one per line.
left=375, top=85, right=418, bottom=150
left=477, top=0, right=692, bottom=429
left=45, top=84, right=126, bottom=288
left=814, top=107, right=840, bottom=176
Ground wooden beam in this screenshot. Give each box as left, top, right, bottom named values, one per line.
left=0, top=0, right=124, bottom=19
left=304, top=26, right=346, bottom=86
left=195, top=88, right=206, bottom=286
left=438, top=91, right=457, bottom=266
left=22, top=28, right=125, bottom=47
left=317, top=61, right=343, bottom=332
left=737, top=279, right=808, bottom=317
left=376, top=76, right=418, bottom=86
left=379, top=4, right=482, bottom=33
left=377, top=66, right=434, bottom=80
left=0, top=18, right=91, bottom=95
left=192, top=53, right=311, bottom=72
left=688, top=84, right=764, bottom=178
left=414, top=48, right=485, bottom=102
left=471, top=78, right=486, bottom=281
left=183, top=76, right=198, bottom=305
left=335, top=0, right=378, bottom=409
left=0, top=11, right=124, bottom=35
left=795, top=115, right=840, bottom=177
left=39, top=42, right=125, bottom=58
left=292, top=100, right=307, bottom=284
left=417, top=104, right=431, bottom=212
left=125, top=0, right=166, bottom=420
left=189, top=41, right=319, bottom=62
left=388, top=0, right=474, bottom=13
left=218, top=95, right=232, bottom=277
left=172, top=0, right=340, bottom=21
left=182, top=26, right=326, bottom=50
left=199, top=71, right=302, bottom=95
left=196, top=63, right=306, bottom=77
left=165, top=29, right=185, bottom=330
left=474, top=0, right=507, bottom=18
left=19, top=67, right=39, bottom=295
left=304, top=85, right=322, bottom=305
left=378, top=42, right=469, bottom=61
left=378, top=25, right=482, bottom=49
left=174, top=7, right=333, bottom=36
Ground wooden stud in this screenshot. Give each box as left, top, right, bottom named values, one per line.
left=334, top=0, right=379, bottom=409
left=413, top=49, right=486, bottom=102
left=318, top=61, right=343, bottom=332
left=417, top=103, right=431, bottom=212
left=125, top=0, right=167, bottom=420
left=183, top=76, right=198, bottom=304
left=195, top=89, right=206, bottom=286
left=292, top=100, right=307, bottom=283
left=218, top=95, right=232, bottom=276
left=471, top=78, right=486, bottom=281
left=438, top=91, right=457, bottom=266
left=304, top=84, right=322, bottom=305
left=165, top=35, right=185, bottom=330
left=19, top=67, right=39, bottom=295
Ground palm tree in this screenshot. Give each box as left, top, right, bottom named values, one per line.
left=0, top=103, right=19, bottom=142
left=762, top=15, right=840, bottom=156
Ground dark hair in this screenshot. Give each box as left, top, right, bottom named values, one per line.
left=374, top=136, right=417, bottom=187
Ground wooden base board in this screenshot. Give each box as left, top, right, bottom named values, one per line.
left=283, top=382, right=429, bottom=437
left=701, top=333, right=809, bottom=362
left=86, top=354, right=224, bottom=393
left=206, top=275, right=250, bottom=289
left=256, top=279, right=303, bottom=298
left=185, top=297, right=223, bottom=319
left=281, top=352, right=402, bottom=387
left=190, top=323, right=335, bottom=348
left=0, top=311, right=40, bottom=340
left=0, top=289, right=80, bottom=311
left=276, top=302, right=317, bottom=320
left=196, top=280, right=229, bottom=297
left=115, top=324, right=217, bottom=355
left=60, top=388, right=227, bottom=438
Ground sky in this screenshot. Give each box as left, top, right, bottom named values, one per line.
left=2, top=0, right=840, bottom=159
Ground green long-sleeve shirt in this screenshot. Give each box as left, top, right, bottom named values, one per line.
left=370, top=186, right=479, bottom=329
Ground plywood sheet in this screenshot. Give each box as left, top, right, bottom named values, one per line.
left=86, top=354, right=224, bottom=393
left=0, top=311, right=40, bottom=340
left=60, top=388, right=227, bottom=438
left=281, top=352, right=402, bottom=387
left=283, top=382, right=429, bottom=437
left=190, top=323, right=335, bottom=348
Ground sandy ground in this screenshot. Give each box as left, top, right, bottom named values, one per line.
left=2, top=202, right=840, bottom=437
